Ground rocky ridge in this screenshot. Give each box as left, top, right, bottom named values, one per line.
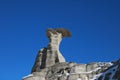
left=22, top=28, right=120, bottom=80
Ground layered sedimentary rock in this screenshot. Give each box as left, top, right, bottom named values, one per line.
left=22, top=28, right=120, bottom=80
left=32, top=28, right=71, bottom=72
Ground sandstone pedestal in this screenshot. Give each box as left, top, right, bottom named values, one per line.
left=31, top=28, right=71, bottom=72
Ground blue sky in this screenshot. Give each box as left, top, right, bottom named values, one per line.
left=0, top=0, right=120, bottom=80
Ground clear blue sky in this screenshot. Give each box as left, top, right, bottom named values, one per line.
left=0, top=0, right=120, bottom=80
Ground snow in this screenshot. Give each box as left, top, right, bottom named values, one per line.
left=57, top=74, right=62, bottom=77
left=97, top=62, right=113, bottom=67
left=92, top=73, right=102, bottom=80
left=57, top=62, right=116, bottom=80
left=66, top=73, right=70, bottom=76
left=22, top=74, right=33, bottom=79
left=88, top=65, right=118, bottom=80
left=108, top=62, right=113, bottom=66
left=101, top=65, right=118, bottom=80
left=77, top=78, right=82, bottom=80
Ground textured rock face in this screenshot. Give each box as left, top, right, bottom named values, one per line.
left=22, top=28, right=120, bottom=80
left=23, top=61, right=120, bottom=80
left=32, top=28, right=71, bottom=72
left=97, top=59, right=120, bottom=80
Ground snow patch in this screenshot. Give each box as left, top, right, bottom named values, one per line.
left=101, top=65, right=118, bottom=80
left=77, top=78, right=82, bottom=80
left=22, top=74, right=33, bottom=79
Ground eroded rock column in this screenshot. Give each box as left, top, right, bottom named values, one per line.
left=31, top=28, right=71, bottom=72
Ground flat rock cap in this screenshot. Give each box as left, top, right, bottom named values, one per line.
left=46, top=28, right=71, bottom=37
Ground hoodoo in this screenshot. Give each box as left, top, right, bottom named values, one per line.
left=22, top=28, right=120, bottom=80
left=32, top=28, right=71, bottom=72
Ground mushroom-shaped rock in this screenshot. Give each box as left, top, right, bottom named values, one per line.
left=32, top=28, right=71, bottom=72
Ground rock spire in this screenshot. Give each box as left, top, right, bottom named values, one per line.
left=31, top=28, right=71, bottom=72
